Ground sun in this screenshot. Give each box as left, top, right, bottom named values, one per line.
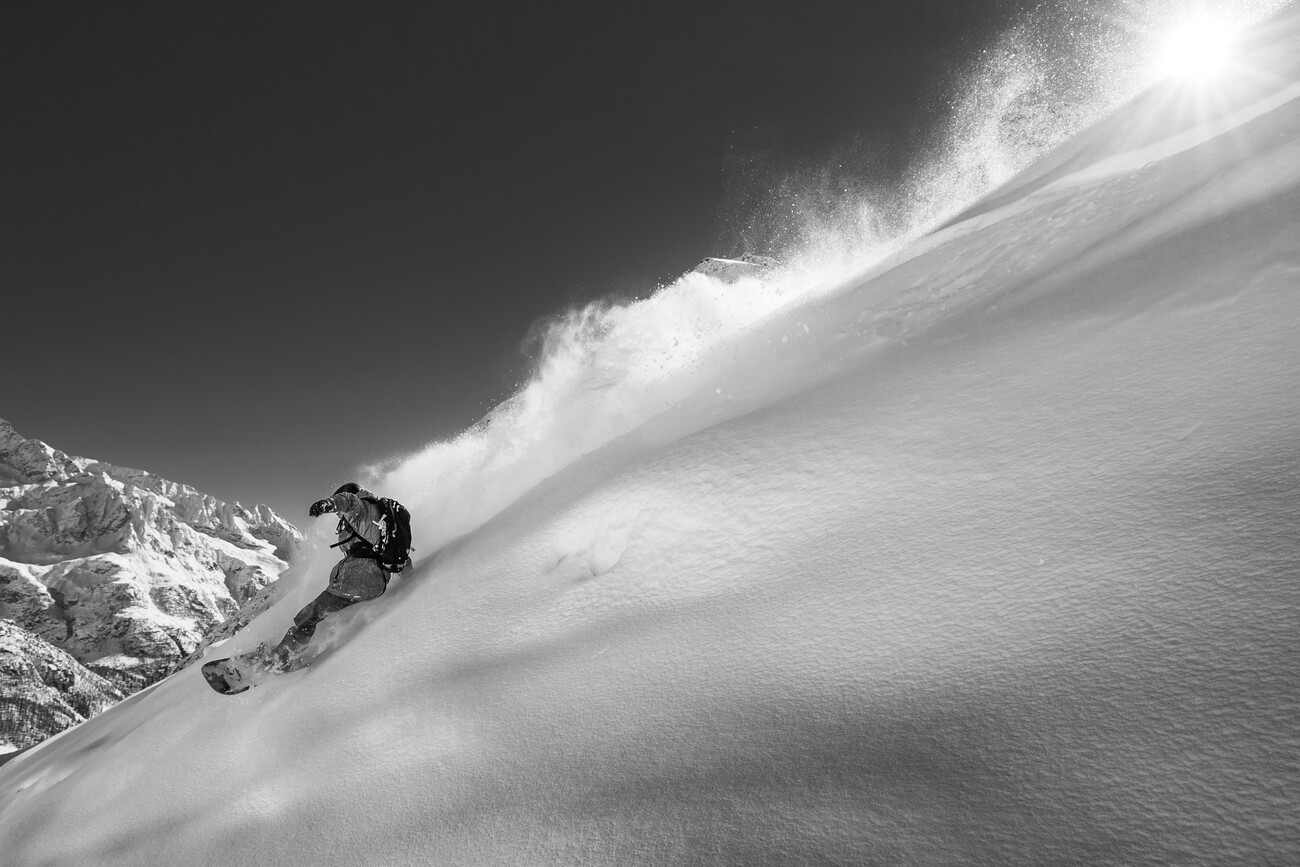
left=1154, top=14, right=1239, bottom=81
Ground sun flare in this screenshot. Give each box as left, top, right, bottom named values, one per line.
left=1155, top=15, right=1238, bottom=81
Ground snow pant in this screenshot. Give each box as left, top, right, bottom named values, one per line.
left=326, top=553, right=389, bottom=601
left=273, top=585, right=382, bottom=656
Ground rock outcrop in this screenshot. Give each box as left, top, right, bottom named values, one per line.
left=0, top=418, right=301, bottom=745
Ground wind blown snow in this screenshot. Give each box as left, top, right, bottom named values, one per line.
left=368, top=0, right=1295, bottom=559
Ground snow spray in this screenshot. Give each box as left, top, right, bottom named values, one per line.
left=366, top=0, right=1292, bottom=559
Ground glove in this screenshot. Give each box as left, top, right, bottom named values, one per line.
left=308, top=497, right=336, bottom=518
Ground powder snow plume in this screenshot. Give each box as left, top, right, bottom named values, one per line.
left=368, top=0, right=1293, bottom=559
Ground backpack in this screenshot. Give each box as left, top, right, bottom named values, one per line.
left=332, top=495, right=414, bottom=573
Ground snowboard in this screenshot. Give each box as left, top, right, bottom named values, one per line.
left=201, top=645, right=308, bottom=695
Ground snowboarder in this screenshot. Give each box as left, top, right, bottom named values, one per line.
left=202, top=482, right=412, bottom=693
left=264, top=482, right=403, bottom=669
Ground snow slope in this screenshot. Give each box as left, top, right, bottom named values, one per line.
left=2, top=8, right=1299, bottom=866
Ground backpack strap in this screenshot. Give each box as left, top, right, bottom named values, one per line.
left=329, top=515, right=377, bottom=555
left=330, top=505, right=398, bottom=569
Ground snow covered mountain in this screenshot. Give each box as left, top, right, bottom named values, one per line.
left=2, top=6, right=1298, bottom=865
left=0, top=419, right=302, bottom=752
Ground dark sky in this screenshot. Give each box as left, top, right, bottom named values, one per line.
left=3, top=1, right=1030, bottom=522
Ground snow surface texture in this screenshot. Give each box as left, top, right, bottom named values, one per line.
left=2, top=6, right=1299, bottom=865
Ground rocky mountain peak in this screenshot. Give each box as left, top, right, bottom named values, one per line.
left=0, top=418, right=303, bottom=750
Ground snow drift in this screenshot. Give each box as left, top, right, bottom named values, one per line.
left=2, top=4, right=1299, bottom=865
